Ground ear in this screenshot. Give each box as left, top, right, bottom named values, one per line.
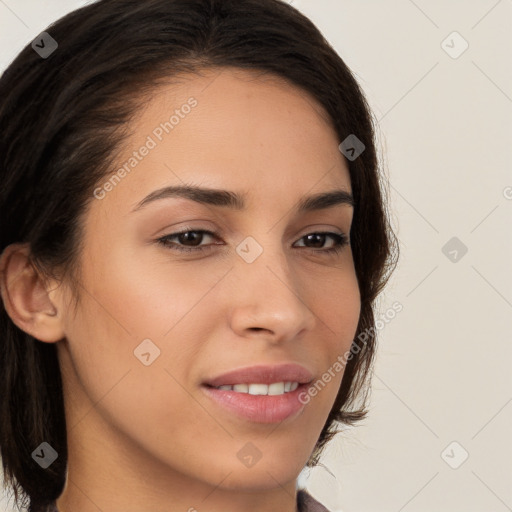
left=0, top=243, right=66, bottom=343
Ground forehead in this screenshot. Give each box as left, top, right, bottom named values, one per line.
left=97, top=67, right=351, bottom=215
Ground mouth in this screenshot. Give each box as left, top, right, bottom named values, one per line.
left=207, top=381, right=300, bottom=394
left=201, top=363, right=314, bottom=423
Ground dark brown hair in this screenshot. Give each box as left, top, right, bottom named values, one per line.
left=0, top=1, right=398, bottom=510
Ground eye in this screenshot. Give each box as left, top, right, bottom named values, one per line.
left=155, top=229, right=349, bottom=255
left=293, top=232, right=349, bottom=255
left=156, top=229, right=220, bottom=253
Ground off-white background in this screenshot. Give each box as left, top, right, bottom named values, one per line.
left=1, top=1, right=511, bottom=511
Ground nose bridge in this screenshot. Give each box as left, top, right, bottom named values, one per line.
left=235, top=232, right=294, bottom=294
left=229, top=233, right=316, bottom=337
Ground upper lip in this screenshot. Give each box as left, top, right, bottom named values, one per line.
left=203, top=363, right=314, bottom=387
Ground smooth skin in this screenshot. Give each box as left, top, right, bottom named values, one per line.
left=0, top=68, right=360, bottom=512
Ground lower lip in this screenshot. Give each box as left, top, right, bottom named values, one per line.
left=201, top=384, right=309, bottom=423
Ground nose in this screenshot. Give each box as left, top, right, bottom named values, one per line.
left=229, top=245, right=317, bottom=344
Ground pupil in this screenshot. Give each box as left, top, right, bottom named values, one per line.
left=180, top=231, right=202, bottom=246
left=306, top=233, right=324, bottom=248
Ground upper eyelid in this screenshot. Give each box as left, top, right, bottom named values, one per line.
left=163, top=226, right=347, bottom=235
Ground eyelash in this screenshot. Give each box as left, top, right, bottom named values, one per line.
left=156, top=228, right=349, bottom=256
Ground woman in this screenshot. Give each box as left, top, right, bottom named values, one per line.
left=0, top=1, right=397, bottom=511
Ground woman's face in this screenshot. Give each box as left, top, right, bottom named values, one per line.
left=53, top=68, right=361, bottom=509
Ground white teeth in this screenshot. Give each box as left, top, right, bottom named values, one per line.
left=214, top=381, right=299, bottom=395
left=248, top=383, right=268, bottom=395
left=268, top=382, right=285, bottom=395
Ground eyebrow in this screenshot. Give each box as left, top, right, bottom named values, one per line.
left=131, top=184, right=354, bottom=213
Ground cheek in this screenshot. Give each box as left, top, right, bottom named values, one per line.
left=60, top=257, right=213, bottom=450
left=307, top=257, right=361, bottom=342
left=64, top=245, right=228, bottom=402
left=81, top=239, right=225, bottom=340
left=302, top=261, right=361, bottom=403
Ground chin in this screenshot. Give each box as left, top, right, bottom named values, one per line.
left=213, top=456, right=306, bottom=492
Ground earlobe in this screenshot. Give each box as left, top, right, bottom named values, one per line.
left=0, top=243, right=66, bottom=343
